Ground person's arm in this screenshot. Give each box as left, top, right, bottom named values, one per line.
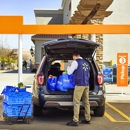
left=67, top=60, right=78, bottom=75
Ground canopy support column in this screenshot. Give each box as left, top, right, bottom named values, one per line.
left=91, top=34, right=96, bottom=59
left=18, top=34, right=23, bottom=83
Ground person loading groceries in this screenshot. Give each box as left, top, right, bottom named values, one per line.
left=66, top=51, right=91, bottom=126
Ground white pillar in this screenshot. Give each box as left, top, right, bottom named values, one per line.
left=91, top=34, right=96, bottom=59
left=18, top=34, right=23, bottom=83
left=91, top=34, right=96, bottom=42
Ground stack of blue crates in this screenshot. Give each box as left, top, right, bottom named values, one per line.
left=2, top=86, right=32, bottom=117
left=103, top=67, right=113, bottom=83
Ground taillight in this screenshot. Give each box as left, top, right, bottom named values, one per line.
left=36, top=74, right=44, bottom=85
left=98, top=74, right=104, bottom=85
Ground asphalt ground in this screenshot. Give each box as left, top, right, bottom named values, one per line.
left=0, top=101, right=130, bottom=130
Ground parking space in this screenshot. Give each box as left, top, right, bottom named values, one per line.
left=0, top=101, right=130, bottom=130
left=105, top=102, right=130, bottom=122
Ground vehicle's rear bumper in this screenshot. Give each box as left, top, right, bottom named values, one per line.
left=44, top=101, right=98, bottom=107
left=36, top=94, right=105, bottom=107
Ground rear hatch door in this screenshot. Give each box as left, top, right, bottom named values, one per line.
left=43, top=38, right=101, bottom=57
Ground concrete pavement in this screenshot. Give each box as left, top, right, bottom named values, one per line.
left=0, top=69, right=35, bottom=94
left=105, top=84, right=130, bottom=103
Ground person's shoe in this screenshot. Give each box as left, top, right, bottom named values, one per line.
left=81, top=120, right=91, bottom=124
left=66, top=120, right=79, bottom=126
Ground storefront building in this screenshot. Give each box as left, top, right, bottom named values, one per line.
left=32, top=0, right=130, bottom=69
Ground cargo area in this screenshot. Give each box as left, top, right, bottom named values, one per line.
left=46, top=59, right=96, bottom=94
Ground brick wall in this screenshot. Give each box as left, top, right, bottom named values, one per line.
left=73, top=19, right=103, bottom=71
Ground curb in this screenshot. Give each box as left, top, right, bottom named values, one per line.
left=106, top=100, right=130, bottom=103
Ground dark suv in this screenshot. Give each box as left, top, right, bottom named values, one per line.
left=33, top=38, right=105, bottom=117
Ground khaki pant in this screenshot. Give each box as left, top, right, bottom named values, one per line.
left=73, top=86, right=91, bottom=122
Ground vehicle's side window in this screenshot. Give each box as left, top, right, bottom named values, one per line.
left=94, top=61, right=101, bottom=72
left=37, top=56, right=46, bottom=74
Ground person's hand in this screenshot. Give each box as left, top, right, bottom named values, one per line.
left=68, top=62, right=71, bottom=66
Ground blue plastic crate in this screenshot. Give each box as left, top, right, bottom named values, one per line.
left=1, top=86, right=26, bottom=94
left=103, top=68, right=113, bottom=75
left=128, top=67, right=130, bottom=73
left=3, top=102, right=32, bottom=117
left=104, top=75, right=113, bottom=82
left=2, top=102, right=6, bottom=114
left=1, top=86, right=15, bottom=94
left=3, top=92, right=32, bottom=105
left=104, top=77, right=113, bottom=82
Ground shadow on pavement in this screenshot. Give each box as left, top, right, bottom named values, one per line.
left=2, top=69, right=35, bottom=74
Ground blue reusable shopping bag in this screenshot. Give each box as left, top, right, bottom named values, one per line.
left=56, top=74, right=69, bottom=91
left=47, top=76, right=57, bottom=91
left=56, top=73, right=75, bottom=91
left=68, top=74, right=75, bottom=89
left=62, top=74, right=71, bottom=89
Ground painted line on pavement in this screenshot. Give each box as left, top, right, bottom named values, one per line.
left=105, top=112, right=116, bottom=122
left=105, top=102, right=130, bottom=122
left=105, top=112, right=130, bottom=122
left=114, top=121, right=130, bottom=123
